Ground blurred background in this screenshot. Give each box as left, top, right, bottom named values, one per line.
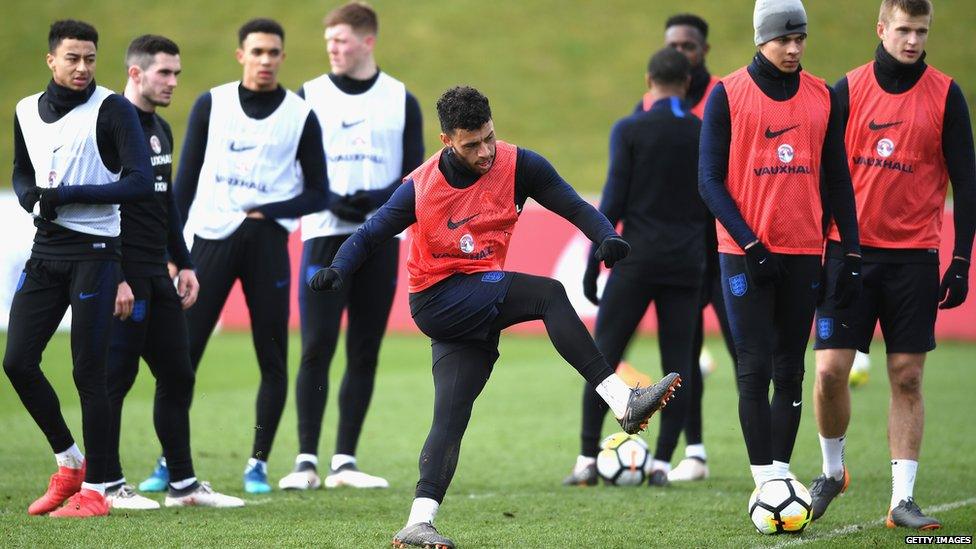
left=2, top=0, right=974, bottom=193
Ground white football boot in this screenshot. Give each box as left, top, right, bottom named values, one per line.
left=106, top=484, right=161, bottom=510
left=164, top=482, right=245, bottom=508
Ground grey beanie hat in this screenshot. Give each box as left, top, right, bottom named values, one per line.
left=754, top=0, right=808, bottom=45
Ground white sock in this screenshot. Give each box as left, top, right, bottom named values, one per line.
left=819, top=434, right=846, bottom=480
left=595, top=374, right=632, bottom=418
left=685, top=444, right=707, bottom=461
left=159, top=456, right=167, bottom=468
left=891, top=459, right=918, bottom=509
left=107, top=477, right=125, bottom=489
left=651, top=459, right=671, bottom=474
left=406, top=497, right=440, bottom=527
left=750, top=464, right=775, bottom=487
left=574, top=455, right=596, bottom=474
left=55, top=444, right=85, bottom=469
left=81, top=482, right=105, bottom=495
left=772, top=460, right=791, bottom=478
left=296, top=453, right=318, bottom=467
left=170, top=476, right=197, bottom=490
left=246, top=458, right=267, bottom=472
left=331, top=454, right=356, bottom=471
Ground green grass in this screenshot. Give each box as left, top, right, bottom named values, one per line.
left=1, top=0, right=974, bottom=193
left=1, top=331, right=973, bottom=547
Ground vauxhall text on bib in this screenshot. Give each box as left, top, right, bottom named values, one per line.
left=827, top=63, right=951, bottom=249
left=719, top=68, right=829, bottom=255
left=186, top=82, right=309, bottom=240
left=300, top=72, right=406, bottom=239
left=406, top=141, right=519, bottom=293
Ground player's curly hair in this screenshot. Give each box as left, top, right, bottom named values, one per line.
left=436, top=86, right=492, bottom=134
left=665, top=13, right=709, bottom=42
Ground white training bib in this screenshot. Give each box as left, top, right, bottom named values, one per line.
left=186, top=81, right=310, bottom=240
left=300, top=72, right=406, bottom=240
left=16, top=85, right=121, bottom=237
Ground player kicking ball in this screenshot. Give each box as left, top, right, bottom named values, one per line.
left=309, top=86, right=681, bottom=548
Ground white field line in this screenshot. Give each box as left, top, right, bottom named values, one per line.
left=766, top=497, right=976, bottom=548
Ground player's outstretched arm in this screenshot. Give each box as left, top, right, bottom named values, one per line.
left=311, top=179, right=417, bottom=292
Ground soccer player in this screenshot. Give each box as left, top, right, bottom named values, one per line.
left=5, top=19, right=153, bottom=517
left=309, top=86, right=682, bottom=548
left=102, top=35, right=243, bottom=510
left=809, top=0, right=975, bottom=530
left=566, top=48, right=707, bottom=488
left=146, top=18, right=329, bottom=494
left=651, top=12, right=739, bottom=483
left=279, top=1, right=424, bottom=491
left=698, top=0, right=862, bottom=491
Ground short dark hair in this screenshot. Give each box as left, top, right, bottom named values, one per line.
left=665, top=13, right=709, bottom=42
left=879, top=0, right=933, bottom=22
left=126, top=34, right=180, bottom=69
left=647, top=47, right=691, bottom=87
left=436, top=86, right=492, bottom=134
left=324, top=2, right=379, bottom=35
left=238, top=18, right=285, bottom=46
left=49, top=19, right=98, bottom=52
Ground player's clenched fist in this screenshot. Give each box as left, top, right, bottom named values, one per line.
left=309, top=267, right=343, bottom=292
left=594, top=236, right=630, bottom=268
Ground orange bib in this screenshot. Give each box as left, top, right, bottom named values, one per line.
left=827, top=63, right=951, bottom=249
left=718, top=67, right=829, bottom=255
left=407, top=141, right=519, bottom=292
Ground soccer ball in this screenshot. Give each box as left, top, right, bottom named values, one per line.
left=596, top=432, right=649, bottom=486
left=748, top=478, right=813, bottom=534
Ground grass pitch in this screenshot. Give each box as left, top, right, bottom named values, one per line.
left=1, top=331, right=974, bottom=547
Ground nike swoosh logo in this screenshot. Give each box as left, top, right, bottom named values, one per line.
left=341, top=119, right=365, bottom=129
left=275, top=278, right=289, bottom=288
left=785, top=19, right=806, bottom=31
left=792, top=400, right=802, bottom=407
left=229, top=142, right=257, bottom=152
left=868, top=119, right=904, bottom=131
left=759, top=258, right=767, bottom=265
left=79, top=292, right=99, bottom=300
left=52, top=145, right=64, bottom=154
left=447, top=213, right=480, bottom=230
left=764, top=125, right=800, bottom=139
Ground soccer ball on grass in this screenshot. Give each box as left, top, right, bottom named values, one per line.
left=748, top=478, right=813, bottom=534
left=596, top=432, right=649, bottom=486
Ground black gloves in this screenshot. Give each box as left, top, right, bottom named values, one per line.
left=939, top=257, right=970, bottom=309
left=594, top=236, right=630, bottom=268
left=20, top=187, right=41, bottom=214
left=330, top=191, right=375, bottom=223
left=582, top=255, right=600, bottom=305
left=330, top=196, right=366, bottom=223
left=744, top=242, right=786, bottom=287
left=38, top=189, right=60, bottom=220
left=308, top=267, right=343, bottom=292
left=832, top=254, right=862, bottom=309
left=21, top=187, right=60, bottom=220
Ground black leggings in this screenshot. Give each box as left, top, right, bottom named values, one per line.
left=684, top=269, right=738, bottom=447
left=719, top=253, right=820, bottom=465
left=295, top=235, right=399, bottom=457
left=3, top=258, right=119, bottom=484
left=186, top=219, right=291, bottom=461
left=414, top=272, right=614, bottom=503
left=579, top=274, right=699, bottom=461
left=105, top=275, right=196, bottom=483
